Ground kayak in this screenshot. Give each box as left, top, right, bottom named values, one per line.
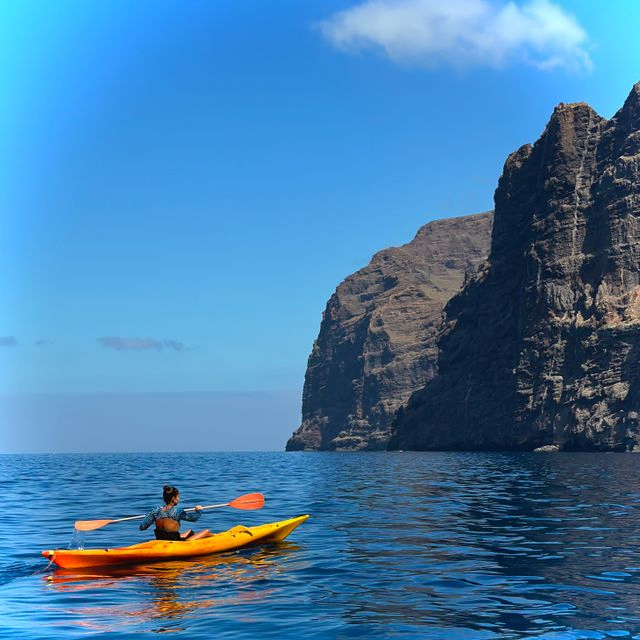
left=42, top=515, right=309, bottom=569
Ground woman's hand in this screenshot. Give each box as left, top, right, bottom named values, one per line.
left=195, top=505, right=203, bottom=511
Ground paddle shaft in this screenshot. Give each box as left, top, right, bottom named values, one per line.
left=185, top=502, right=233, bottom=512
left=184, top=497, right=263, bottom=513
left=74, top=492, right=265, bottom=531
left=105, top=503, right=239, bottom=524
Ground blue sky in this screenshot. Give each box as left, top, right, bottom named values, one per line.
left=1, top=0, right=639, bottom=452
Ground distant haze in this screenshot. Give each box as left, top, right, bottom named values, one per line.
left=0, top=390, right=301, bottom=453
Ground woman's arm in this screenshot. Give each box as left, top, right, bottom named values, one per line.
left=139, top=507, right=159, bottom=531
left=179, top=507, right=202, bottom=523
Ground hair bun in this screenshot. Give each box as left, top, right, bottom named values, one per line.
left=163, top=485, right=172, bottom=492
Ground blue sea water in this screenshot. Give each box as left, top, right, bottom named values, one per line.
left=2, top=451, right=640, bottom=639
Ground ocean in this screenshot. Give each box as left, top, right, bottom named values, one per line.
left=2, top=451, right=640, bottom=639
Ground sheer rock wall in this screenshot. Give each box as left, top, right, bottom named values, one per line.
left=390, top=84, right=640, bottom=452
left=286, top=212, right=493, bottom=451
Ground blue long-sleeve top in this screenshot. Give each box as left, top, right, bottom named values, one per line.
left=139, top=505, right=201, bottom=531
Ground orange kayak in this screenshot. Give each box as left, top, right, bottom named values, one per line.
left=42, top=515, right=309, bottom=569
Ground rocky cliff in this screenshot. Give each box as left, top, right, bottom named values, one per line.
left=390, top=83, right=640, bottom=452
left=286, top=212, right=493, bottom=451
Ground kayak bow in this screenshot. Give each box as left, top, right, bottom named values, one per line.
left=43, top=515, right=309, bottom=569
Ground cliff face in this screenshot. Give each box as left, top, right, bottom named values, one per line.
left=390, top=83, right=640, bottom=452
left=286, top=212, right=493, bottom=451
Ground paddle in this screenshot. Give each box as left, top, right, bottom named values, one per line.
left=74, top=492, right=265, bottom=532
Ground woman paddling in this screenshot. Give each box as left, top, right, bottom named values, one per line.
left=140, top=485, right=211, bottom=541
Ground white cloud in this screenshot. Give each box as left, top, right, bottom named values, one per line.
left=97, top=337, right=186, bottom=352
left=318, top=0, right=591, bottom=72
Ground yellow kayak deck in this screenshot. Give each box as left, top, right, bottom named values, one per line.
left=43, top=515, right=309, bottom=569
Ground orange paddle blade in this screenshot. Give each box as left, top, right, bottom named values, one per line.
left=74, top=519, right=114, bottom=532
left=228, top=492, right=264, bottom=510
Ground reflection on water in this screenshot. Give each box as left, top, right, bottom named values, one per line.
left=43, top=544, right=297, bottom=634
